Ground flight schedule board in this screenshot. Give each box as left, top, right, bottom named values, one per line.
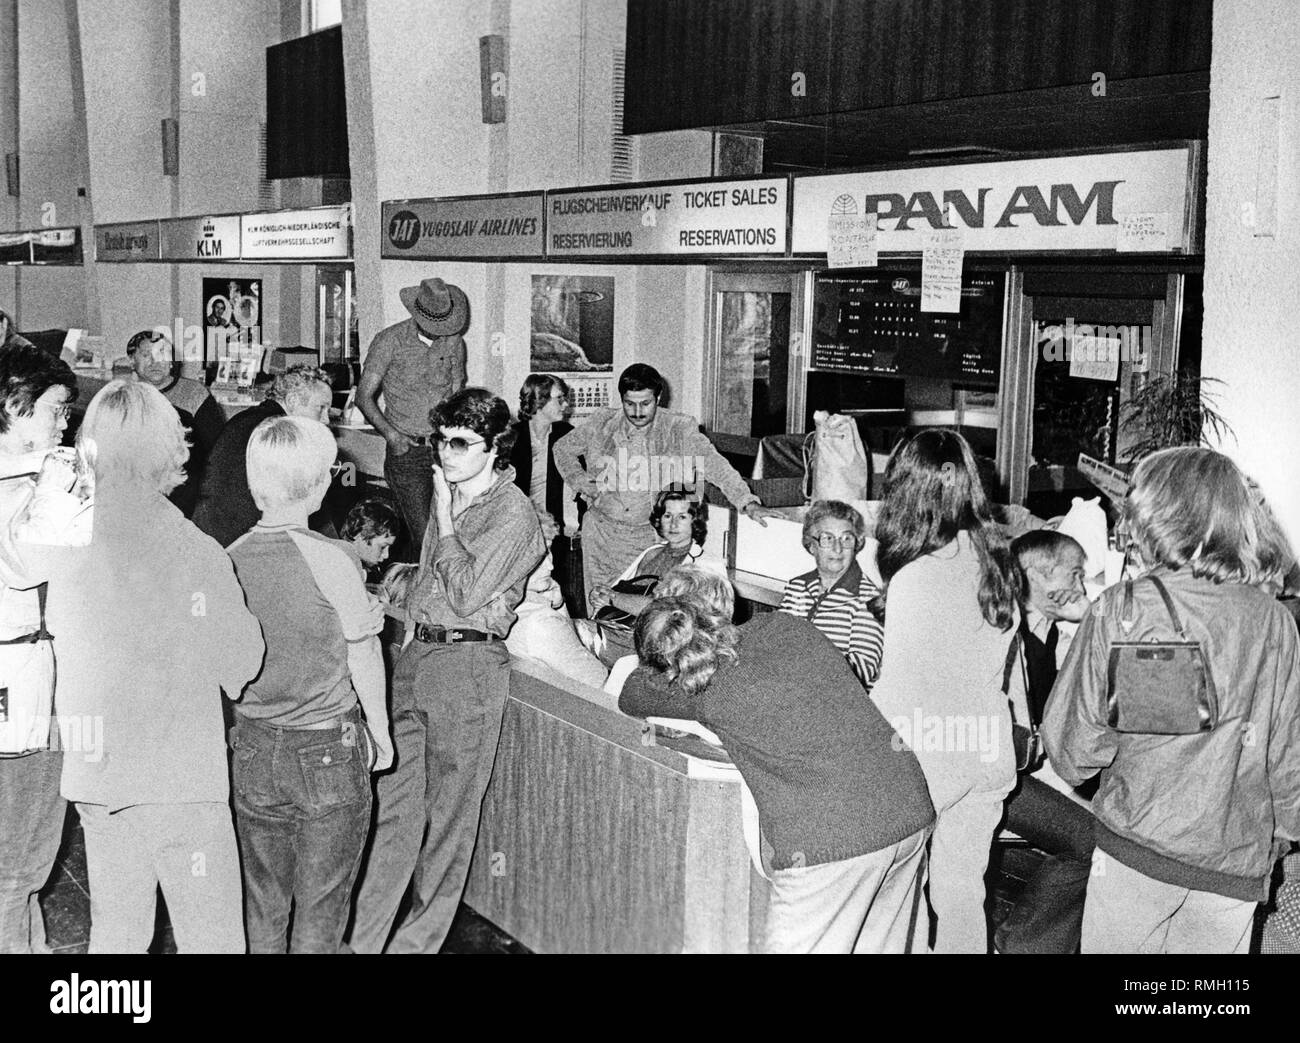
left=812, top=270, right=1005, bottom=385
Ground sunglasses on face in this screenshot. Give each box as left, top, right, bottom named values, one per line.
left=431, top=434, right=486, bottom=455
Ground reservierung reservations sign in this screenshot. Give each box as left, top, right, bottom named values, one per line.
left=547, top=178, right=788, bottom=257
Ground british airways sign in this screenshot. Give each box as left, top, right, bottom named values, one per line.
left=792, top=146, right=1195, bottom=255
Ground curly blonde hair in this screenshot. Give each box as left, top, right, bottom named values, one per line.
left=633, top=596, right=739, bottom=696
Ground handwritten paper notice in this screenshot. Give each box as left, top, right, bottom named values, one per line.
left=921, top=228, right=964, bottom=313
left=1069, top=329, right=1122, bottom=382
left=1116, top=212, right=1168, bottom=252
left=827, top=214, right=878, bottom=268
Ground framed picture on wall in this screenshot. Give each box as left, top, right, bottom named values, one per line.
left=530, top=275, right=614, bottom=372
left=203, top=277, right=262, bottom=359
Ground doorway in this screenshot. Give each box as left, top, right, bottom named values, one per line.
left=703, top=271, right=806, bottom=464
left=998, top=267, right=1191, bottom=517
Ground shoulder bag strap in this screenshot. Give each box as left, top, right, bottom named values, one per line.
left=1146, top=574, right=1189, bottom=639
left=1001, top=629, right=1022, bottom=695
left=1120, top=579, right=1136, bottom=633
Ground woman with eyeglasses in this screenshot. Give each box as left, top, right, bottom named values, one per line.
left=778, top=500, right=884, bottom=690
left=868, top=429, right=1020, bottom=953
left=509, top=374, right=585, bottom=613
left=0, top=343, right=84, bottom=953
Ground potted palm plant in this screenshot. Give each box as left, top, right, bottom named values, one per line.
left=1118, top=372, right=1233, bottom=465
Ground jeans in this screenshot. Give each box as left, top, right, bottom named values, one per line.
left=994, top=773, right=1095, bottom=954
left=384, top=444, right=434, bottom=561
left=77, top=801, right=245, bottom=954
left=0, top=750, right=65, bottom=953
left=230, top=709, right=373, bottom=954
left=349, top=640, right=510, bottom=954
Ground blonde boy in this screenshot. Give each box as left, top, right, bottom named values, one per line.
left=226, top=416, right=391, bottom=953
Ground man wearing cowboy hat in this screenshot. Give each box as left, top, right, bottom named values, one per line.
left=356, top=277, right=469, bottom=557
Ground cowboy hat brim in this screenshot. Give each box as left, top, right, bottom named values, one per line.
left=400, top=281, right=470, bottom=337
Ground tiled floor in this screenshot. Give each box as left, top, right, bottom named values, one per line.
left=40, top=806, right=1041, bottom=954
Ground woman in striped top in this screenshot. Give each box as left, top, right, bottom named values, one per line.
left=778, top=500, right=884, bottom=690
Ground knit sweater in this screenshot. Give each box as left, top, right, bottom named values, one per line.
left=620, top=612, right=934, bottom=869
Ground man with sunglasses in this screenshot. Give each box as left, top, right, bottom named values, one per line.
left=348, top=387, right=545, bottom=954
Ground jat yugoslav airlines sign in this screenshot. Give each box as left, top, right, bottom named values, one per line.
left=792, top=147, right=1194, bottom=254
left=96, top=221, right=161, bottom=262
left=382, top=194, right=545, bottom=259
left=548, top=177, right=788, bottom=257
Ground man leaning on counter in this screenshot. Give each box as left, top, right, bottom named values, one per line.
left=553, top=363, right=781, bottom=603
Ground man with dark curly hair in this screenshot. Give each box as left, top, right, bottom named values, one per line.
left=348, top=387, right=545, bottom=954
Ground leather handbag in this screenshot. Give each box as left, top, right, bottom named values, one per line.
left=1106, top=575, right=1219, bottom=735
left=592, top=574, right=661, bottom=629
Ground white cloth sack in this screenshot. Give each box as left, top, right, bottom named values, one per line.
left=805, top=411, right=870, bottom=503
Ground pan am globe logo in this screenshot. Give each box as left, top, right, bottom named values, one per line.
left=388, top=210, right=421, bottom=250
left=830, top=193, right=858, bottom=217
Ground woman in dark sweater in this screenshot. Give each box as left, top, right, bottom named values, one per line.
left=620, top=585, right=934, bottom=953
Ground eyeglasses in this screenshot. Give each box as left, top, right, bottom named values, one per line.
left=45, top=404, right=73, bottom=421
left=432, top=434, right=486, bottom=454
left=812, top=533, right=857, bottom=550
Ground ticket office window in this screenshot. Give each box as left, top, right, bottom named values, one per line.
left=1004, top=269, right=1186, bottom=517
left=806, top=267, right=1006, bottom=478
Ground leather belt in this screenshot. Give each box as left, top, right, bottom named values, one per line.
left=413, top=623, right=499, bottom=644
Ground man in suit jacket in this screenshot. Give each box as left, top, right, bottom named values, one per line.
left=192, top=366, right=337, bottom=547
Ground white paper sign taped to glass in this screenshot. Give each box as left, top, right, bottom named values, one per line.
left=791, top=146, right=1194, bottom=255
left=241, top=206, right=351, bottom=260
left=548, top=178, right=788, bottom=257
left=382, top=194, right=545, bottom=259
left=96, top=221, right=161, bottom=262
left=921, top=229, right=964, bottom=313
left=159, top=215, right=240, bottom=261
left=827, top=213, right=878, bottom=268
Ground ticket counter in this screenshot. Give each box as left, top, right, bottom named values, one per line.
left=465, top=659, right=768, bottom=953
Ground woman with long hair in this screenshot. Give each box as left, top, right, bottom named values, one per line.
left=869, top=429, right=1019, bottom=953
left=1043, top=447, right=1300, bottom=953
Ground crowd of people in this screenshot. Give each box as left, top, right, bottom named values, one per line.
left=0, top=281, right=1297, bottom=955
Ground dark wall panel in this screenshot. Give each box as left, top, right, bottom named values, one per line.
left=625, top=0, right=1213, bottom=135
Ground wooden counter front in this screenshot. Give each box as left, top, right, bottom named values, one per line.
left=463, top=660, right=769, bottom=953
